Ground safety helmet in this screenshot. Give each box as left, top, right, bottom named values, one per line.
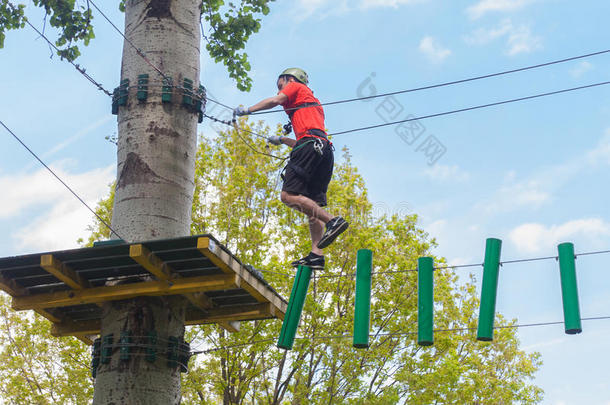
left=279, top=68, right=309, bottom=85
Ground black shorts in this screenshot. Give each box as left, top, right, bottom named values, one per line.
left=282, top=137, right=334, bottom=207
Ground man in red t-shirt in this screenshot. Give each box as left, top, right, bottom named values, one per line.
left=234, top=68, right=348, bottom=269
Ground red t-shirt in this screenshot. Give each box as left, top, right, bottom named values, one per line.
left=280, top=82, right=325, bottom=140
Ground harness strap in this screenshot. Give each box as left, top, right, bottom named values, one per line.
left=288, top=102, right=320, bottom=119
left=290, top=139, right=316, bottom=154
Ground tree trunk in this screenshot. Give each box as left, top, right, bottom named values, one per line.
left=93, top=0, right=200, bottom=403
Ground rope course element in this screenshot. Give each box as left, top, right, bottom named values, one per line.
left=249, top=48, right=610, bottom=116
left=22, top=16, right=112, bottom=97
left=203, top=78, right=610, bottom=138
left=328, top=80, right=610, bottom=136
left=190, top=315, right=610, bottom=355
left=0, top=119, right=124, bottom=241
left=114, top=84, right=207, bottom=102
left=255, top=247, right=610, bottom=279
left=202, top=113, right=287, bottom=161
left=206, top=97, right=237, bottom=111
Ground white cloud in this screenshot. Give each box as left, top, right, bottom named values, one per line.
left=570, top=61, right=594, bottom=79
left=0, top=164, right=115, bottom=252
left=294, top=0, right=350, bottom=20
left=0, top=163, right=114, bottom=219
left=293, top=0, right=425, bottom=19
left=505, top=24, right=542, bottom=55
left=464, top=19, right=542, bottom=55
left=479, top=179, right=551, bottom=215
left=466, top=0, right=534, bottom=20
left=419, top=36, right=452, bottom=63
left=508, top=219, right=610, bottom=254
left=474, top=130, right=610, bottom=217
left=424, top=164, right=470, bottom=182
left=426, top=219, right=447, bottom=238
left=360, top=0, right=426, bottom=8
left=587, top=130, right=610, bottom=166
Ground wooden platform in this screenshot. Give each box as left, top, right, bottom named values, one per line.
left=0, top=234, right=287, bottom=344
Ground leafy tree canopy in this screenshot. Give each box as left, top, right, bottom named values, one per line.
left=0, top=0, right=274, bottom=90
left=0, top=119, right=543, bottom=404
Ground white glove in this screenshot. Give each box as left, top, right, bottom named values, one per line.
left=234, top=106, right=250, bottom=116
left=267, top=135, right=282, bottom=146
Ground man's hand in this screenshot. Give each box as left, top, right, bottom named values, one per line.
left=234, top=106, right=250, bottom=116
left=267, top=135, right=282, bottom=146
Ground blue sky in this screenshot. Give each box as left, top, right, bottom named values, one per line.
left=1, top=0, right=610, bottom=403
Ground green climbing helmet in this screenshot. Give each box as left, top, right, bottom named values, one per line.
left=279, top=68, right=309, bottom=85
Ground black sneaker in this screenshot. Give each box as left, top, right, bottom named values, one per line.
left=317, top=216, right=349, bottom=249
left=291, top=252, right=325, bottom=269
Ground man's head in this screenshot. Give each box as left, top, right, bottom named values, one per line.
left=277, top=67, right=308, bottom=90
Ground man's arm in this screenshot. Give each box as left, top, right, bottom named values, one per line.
left=248, top=93, right=288, bottom=113
left=281, top=137, right=296, bottom=147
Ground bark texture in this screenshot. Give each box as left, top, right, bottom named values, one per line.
left=112, top=0, right=200, bottom=242
left=93, top=0, right=201, bottom=403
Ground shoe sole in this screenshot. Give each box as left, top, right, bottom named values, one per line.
left=291, top=262, right=324, bottom=270
left=317, top=221, right=349, bottom=249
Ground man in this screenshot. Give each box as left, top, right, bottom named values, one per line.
left=234, top=68, right=348, bottom=269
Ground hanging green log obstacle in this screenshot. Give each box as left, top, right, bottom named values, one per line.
left=418, top=257, right=434, bottom=346
left=353, top=249, right=373, bottom=348
left=558, top=242, right=582, bottom=334
left=277, top=237, right=585, bottom=350
left=277, top=265, right=313, bottom=350
left=477, top=238, right=502, bottom=341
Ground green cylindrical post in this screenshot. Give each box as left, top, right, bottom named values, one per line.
left=558, top=242, right=582, bottom=334
left=418, top=257, right=434, bottom=346
left=477, top=238, right=502, bottom=341
left=353, top=249, right=373, bottom=348
left=277, top=265, right=313, bottom=350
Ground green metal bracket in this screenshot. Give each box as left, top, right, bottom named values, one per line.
left=119, top=330, right=131, bottom=361
left=178, top=340, right=190, bottom=373
left=182, top=78, right=193, bottom=107
left=101, top=333, right=113, bottom=364
left=277, top=265, right=312, bottom=350
left=353, top=249, right=372, bottom=349
left=417, top=256, right=434, bottom=346
left=167, top=336, right=179, bottom=368
left=118, top=79, right=129, bottom=106
left=162, top=77, right=173, bottom=103
left=91, top=338, right=101, bottom=378
left=145, top=330, right=158, bottom=363
left=196, top=85, right=206, bottom=123
left=111, top=88, right=119, bottom=115
left=137, top=74, right=149, bottom=102
left=93, top=239, right=125, bottom=248
left=477, top=238, right=502, bottom=341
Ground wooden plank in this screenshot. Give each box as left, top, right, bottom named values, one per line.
left=52, top=319, right=99, bottom=336
left=221, top=321, right=241, bottom=333
left=182, top=291, right=241, bottom=333
left=197, top=237, right=233, bottom=274
left=35, top=309, right=62, bottom=323
left=129, top=244, right=172, bottom=281
left=50, top=305, right=261, bottom=336
left=0, top=274, right=27, bottom=296
left=12, top=274, right=235, bottom=310
left=75, top=334, right=94, bottom=345
left=186, top=303, right=273, bottom=324
left=197, top=237, right=287, bottom=320
left=184, top=291, right=214, bottom=311
left=40, top=254, right=90, bottom=290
